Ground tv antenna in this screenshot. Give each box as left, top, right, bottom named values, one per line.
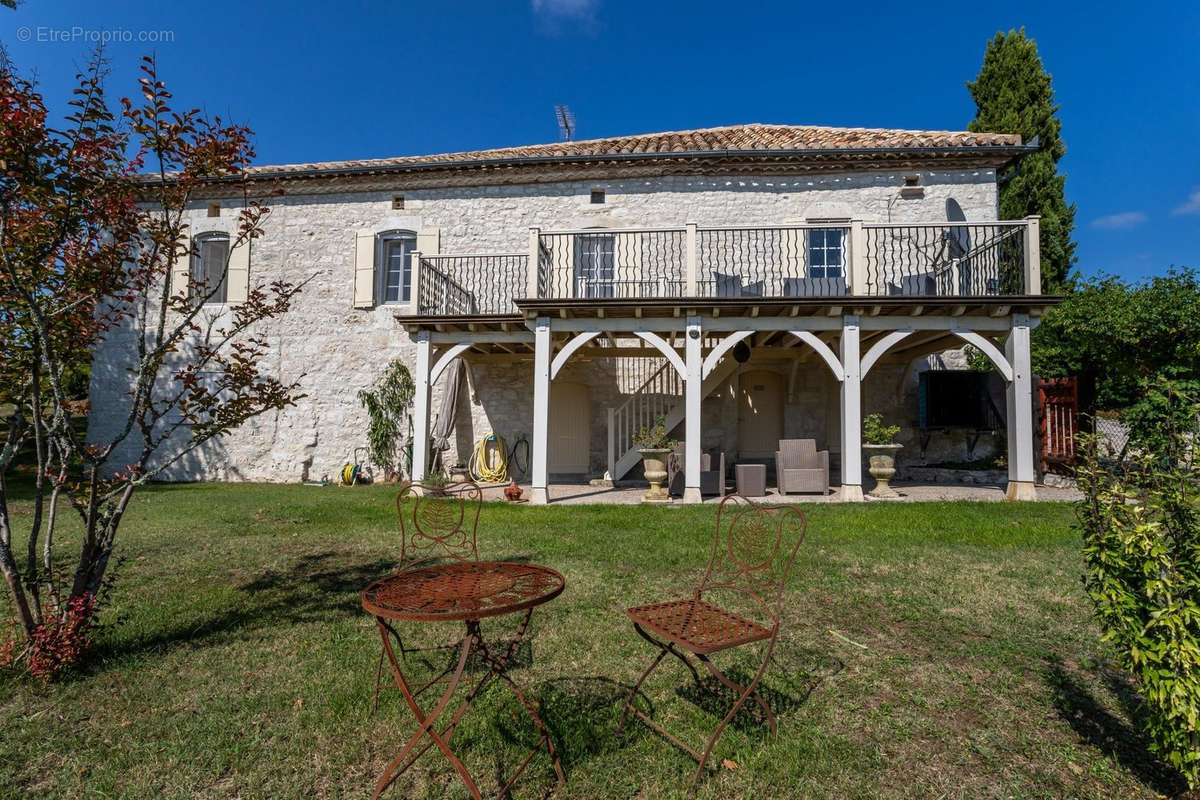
left=555, top=105, right=575, bottom=141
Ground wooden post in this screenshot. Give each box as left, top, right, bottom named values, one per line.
left=530, top=316, right=552, bottom=505
left=683, top=316, right=703, bottom=503
left=839, top=315, right=864, bottom=501
left=606, top=407, right=616, bottom=483
left=1005, top=313, right=1037, bottom=500
left=527, top=227, right=541, bottom=299
left=409, top=250, right=422, bottom=312
left=1023, top=216, right=1041, bottom=295
left=410, top=330, right=432, bottom=482
left=685, top=222, right=698, bottom=297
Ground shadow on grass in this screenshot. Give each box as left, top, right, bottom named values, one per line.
left=489, top=671, right=657, bottom=777
left=92, top=550, right=396, bottom=662
left=674, top=643, right=842, bottom=732
left=1044, top=657, right=1186, bottom=797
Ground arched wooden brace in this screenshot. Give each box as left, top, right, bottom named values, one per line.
left=550, top=331, right=601, bottom=380
left=788, top=331, right=844, bottom=381
left=702, top=331, right=753, bottom=380
left=951, top=331, right=1013, bottom=382
left=860, top=330, right=914, bottom=378
left=431, top=343, right=472, bottom=384
left=634, top=331, right=687, bottom=380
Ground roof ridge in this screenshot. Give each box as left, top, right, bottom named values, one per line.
left=238, top=122, right=1024, bottom=178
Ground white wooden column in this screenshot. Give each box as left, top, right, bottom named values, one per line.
left=683, top=316, right=703, bottom=504
left=530, top=316, right=552, bottom=505
left=410, top=330, right=433, bottom=482
left=1005, top=314, right=1037, bottom=500
left=839, top=315, right=864, bottom=501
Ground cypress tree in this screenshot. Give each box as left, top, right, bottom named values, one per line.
left=968, top=29, right=1076, bottom=293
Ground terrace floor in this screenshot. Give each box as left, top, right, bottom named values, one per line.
left=479, top=481, right=1084, bottom=505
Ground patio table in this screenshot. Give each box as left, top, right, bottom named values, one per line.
left=361, top=561, right=566, bottom=799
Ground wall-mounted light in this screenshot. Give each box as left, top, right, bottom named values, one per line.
left=392, top=195, right=405, bottom=210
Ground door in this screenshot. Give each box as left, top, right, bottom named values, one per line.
left=550, top=381, right=592, bottom=475
left=738, top=370, right=784, bottom=459
left=573, top=233, right=615, bottom=298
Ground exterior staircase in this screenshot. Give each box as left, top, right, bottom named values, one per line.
left=606, top=352, right=739, bottom=481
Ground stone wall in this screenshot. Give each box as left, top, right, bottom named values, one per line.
left=87, top=168, right=1001, bottom=483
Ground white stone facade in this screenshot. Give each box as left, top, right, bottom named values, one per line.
left=88, top=168, right=1002, bottom=483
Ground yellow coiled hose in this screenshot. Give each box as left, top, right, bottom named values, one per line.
left=469, top=433, right=508, bottom=483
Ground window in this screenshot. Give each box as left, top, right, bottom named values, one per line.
left=590, top=189, right=606, bottom=205
left=573, top=233, right=615, bottom=298
left=807, top=228, right=845, bottom=280
left=376, top=230, right=416, bottom=304
left=190, top=232, right=229, bottom=303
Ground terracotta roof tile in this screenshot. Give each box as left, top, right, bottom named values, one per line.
left=243, top=123, right=1023, bottom=177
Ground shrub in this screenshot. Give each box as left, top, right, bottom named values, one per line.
left=862, top=413, right=901, bottom=445
left=1076, top=378, right=1200, bottom=788
left=633, top=416, right=677, bottom=450
left=358, top=359, right=415, bottom=480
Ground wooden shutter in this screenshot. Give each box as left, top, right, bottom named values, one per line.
left=171, top=231, right=192, bottom=300
left=226, top=236, right=250, bottom=304
left=416, top=226, right=440, bottom=256
left=352, top=230, right=375, bottom=308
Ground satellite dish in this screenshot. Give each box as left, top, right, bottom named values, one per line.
left=945, top=198, right=969, bottom=257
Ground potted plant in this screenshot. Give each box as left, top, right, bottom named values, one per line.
left=632, top=416, right=677, bottom=503
left=422, top=471, right=450, bottom=497
left=862, top=413, right=902, bottom=498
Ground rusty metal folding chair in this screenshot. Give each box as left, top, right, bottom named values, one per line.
left=618, top=494, right=806, bottom=792
left=371, top=480, right=483, bottom=711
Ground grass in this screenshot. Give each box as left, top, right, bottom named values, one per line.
left=0, top=483, right=1184, bottom=799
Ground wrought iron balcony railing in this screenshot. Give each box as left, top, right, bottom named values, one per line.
left=409, top=217, right=1040, bottom=316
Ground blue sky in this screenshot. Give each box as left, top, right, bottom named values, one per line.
left=4, top=0, right=1197, bottom=280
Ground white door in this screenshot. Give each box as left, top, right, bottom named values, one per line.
left=738, top=370, right=784, bottom=459
left=550, top=382, right=591, bottom=474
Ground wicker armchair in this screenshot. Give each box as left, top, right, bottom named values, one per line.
left=668, top=443, right=727, bottom=497
left=774, top=439, right=830, bottom=495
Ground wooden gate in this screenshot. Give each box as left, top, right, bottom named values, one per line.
left=1039, top=377, right=1078, bottom=472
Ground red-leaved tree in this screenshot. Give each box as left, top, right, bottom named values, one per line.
left=0, top=51, right=305, bottom=678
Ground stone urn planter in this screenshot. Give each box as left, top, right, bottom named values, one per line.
left=638, top=448, right=673, bottom=503
left=863, top=443, right=903, bottom=498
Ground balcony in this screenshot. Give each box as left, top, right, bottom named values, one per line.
left=412, top=218, right=1040, bottom=317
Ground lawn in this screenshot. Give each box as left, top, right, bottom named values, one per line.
left=0, top=483, right=1183, bottom=799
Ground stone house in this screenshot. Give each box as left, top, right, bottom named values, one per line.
left=87, top=123, right=1055, bottom=501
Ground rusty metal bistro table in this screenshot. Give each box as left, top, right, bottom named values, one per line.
left=361, top=561, right=567, bottom=799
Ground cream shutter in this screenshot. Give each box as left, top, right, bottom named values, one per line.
left=416, top=226, right=440, bottom=256
left=353, top=230, right=375, bottom=308
left=171, top=231, right=192, bottom=300
left=226, top=237, right=250, bottom=304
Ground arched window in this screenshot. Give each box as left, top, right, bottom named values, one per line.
left=191, top=232, right=230, bottom=303
left=376, top=229, right=417, bottom=304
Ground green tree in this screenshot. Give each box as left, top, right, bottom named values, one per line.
left=968, top=29, right=1077, bottom=293
left=1033, top=269, right=1200, bottom=412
